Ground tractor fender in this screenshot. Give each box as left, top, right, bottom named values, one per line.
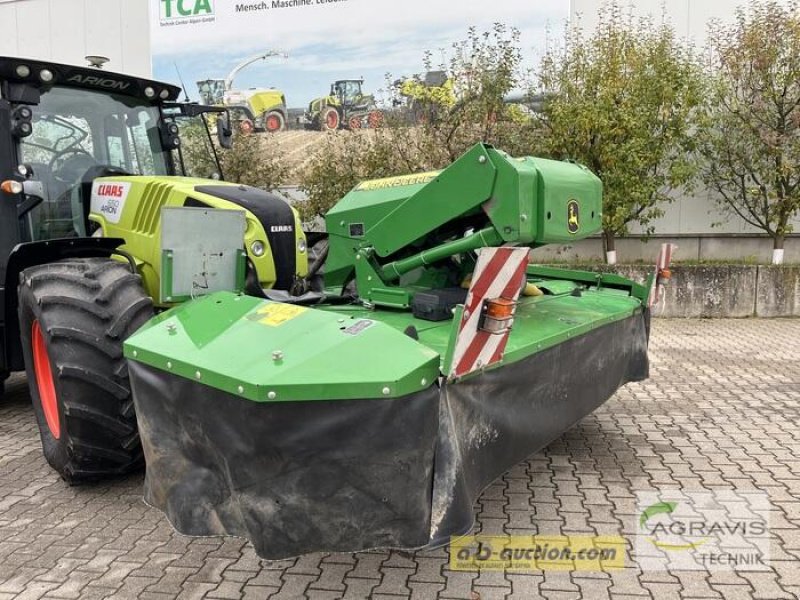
left=2, top=237, right=125, bottom=372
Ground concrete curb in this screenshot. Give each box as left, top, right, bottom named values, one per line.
left=556, top=265, right=800, bottom=318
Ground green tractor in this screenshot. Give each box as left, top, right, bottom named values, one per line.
left=197, top=51, right=289, bottom=134
left=0, top=56, right=308, bottom=482
left=304, top=78, right=383, bottom=131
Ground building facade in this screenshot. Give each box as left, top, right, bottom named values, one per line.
left=0, top=0, right=151, bottom=78
left=0, top=0, right=795, bottom=261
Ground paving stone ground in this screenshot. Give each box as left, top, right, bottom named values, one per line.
left=1, top=319, right=799, bottom=599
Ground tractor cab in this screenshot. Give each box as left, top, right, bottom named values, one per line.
left=331, top=79, right=368, bottom=109
left=3, top=59, right=227, bottom=248
left=197, top=78, right=225, bottom=106
left=0, top=57, right=308, bottom=484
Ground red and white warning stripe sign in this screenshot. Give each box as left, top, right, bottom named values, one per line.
left=449, top=247, right=530, bottom=379
left=648, top=243, right=678, bottom=308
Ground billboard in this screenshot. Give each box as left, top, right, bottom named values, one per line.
left=150, top=0, right=568, bottom=123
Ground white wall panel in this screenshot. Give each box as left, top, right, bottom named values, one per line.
left=573, top=0, right=691, bottom=39
left=0, top=3, right=21, bottom=56
left=49, top=0, right=88, bottom=68
left=120, top=0, right=152, bottom=76
left=15, top=0, right=51, bottom=58
left=0, top=0, right=150, bottom=76
left=571, top=0, right=745, bottom=45
left=84, top=0, right=124, bottom=70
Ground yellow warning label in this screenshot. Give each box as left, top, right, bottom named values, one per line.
left=255, top=304, right=307, bottom=327
left=355, top=171, right=440, bottom=192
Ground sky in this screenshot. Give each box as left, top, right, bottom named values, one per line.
left=151, top=0, right=569, bottom=110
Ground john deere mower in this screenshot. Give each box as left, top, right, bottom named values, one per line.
left=303, top=78, right=383, bottom=131
left=0, top=56, right=308, bottom=482
left=124, top=152, right=672, bottom=558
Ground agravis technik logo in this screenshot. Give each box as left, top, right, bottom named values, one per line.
left=635, top=490, right=770, bottom=572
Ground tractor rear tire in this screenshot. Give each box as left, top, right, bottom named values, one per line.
left=18, top=258, right=154, bottom=484
left=368, top=110, right=383, bottom=128
left=264, top=111, right=285, bottom=132
left=320, top=106, right=340, bottom=131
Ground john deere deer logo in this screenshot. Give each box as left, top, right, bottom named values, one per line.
left=567, top=200, right=580, bottom=234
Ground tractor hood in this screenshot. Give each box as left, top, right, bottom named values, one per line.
left=89, top=176, right=308, bottom=303
left=89, top=176, right=243, bottom=233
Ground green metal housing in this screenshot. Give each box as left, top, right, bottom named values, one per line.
left=124, top=143, right=650, bottom=403
left=325, top=143, right=602, bottom=308
left=124, top=268, right=646, bottom=402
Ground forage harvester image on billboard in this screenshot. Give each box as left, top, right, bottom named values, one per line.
left=196, top=51, right=289, bottom=133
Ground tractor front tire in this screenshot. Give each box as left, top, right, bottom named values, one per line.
left=18, top=258, right=154, bottom=483
left=264, top=111, right=286, bottom=132
left=320, top=106, right=340, bottom=131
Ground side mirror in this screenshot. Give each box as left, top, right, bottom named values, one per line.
left=217, top=113, right=233, bottom=149
left=15, top=180, right=45, bottom=218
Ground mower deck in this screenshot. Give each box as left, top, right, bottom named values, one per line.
left=125, top=277, right=649, bottom=559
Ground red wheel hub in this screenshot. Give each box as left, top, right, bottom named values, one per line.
left=326, top=111, right=339, bottom=129
left=349, top=116, right=362, bottom=130
left=31, top=320, right=60, bottom=439
left=266, top=115, right=281, bottom=131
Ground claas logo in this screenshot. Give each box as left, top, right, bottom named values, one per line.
left=160, top=0, right=214, bottom=19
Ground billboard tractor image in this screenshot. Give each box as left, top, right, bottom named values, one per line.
left=152, top=0, right=567, bottom=135
left=303, top=78, right=383, bottom=131
left=193, top=51, right=383, bottom=133
left=196, top=51, right=289, bottom=134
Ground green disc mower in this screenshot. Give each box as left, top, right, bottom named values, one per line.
left=124, top=146, right=669, bottom=558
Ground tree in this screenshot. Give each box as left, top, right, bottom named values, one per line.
left=536, top=3, right=703, bottom=263
left=698, top=0, right=800, bottom=265
left=179, top=121, right=289, bottom=191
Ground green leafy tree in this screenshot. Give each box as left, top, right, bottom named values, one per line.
left=537, top=3, right=703, bottom=262
left=220, top=132, right=289, bottom=191
left=299, top=131, right=404, bottom=220
left=698, top=0, right=800, bottom=264
left=178, top=119, right=289, bottom=191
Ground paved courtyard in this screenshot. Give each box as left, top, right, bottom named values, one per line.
left=1, top=319, right=799, bottom=600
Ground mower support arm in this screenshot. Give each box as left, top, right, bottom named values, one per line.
left=368, top=145, right=498, bottom=257
left=380, top=227, right=502, bottom=281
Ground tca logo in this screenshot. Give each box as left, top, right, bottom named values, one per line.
left=160, top=0, right=214, bottom=20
